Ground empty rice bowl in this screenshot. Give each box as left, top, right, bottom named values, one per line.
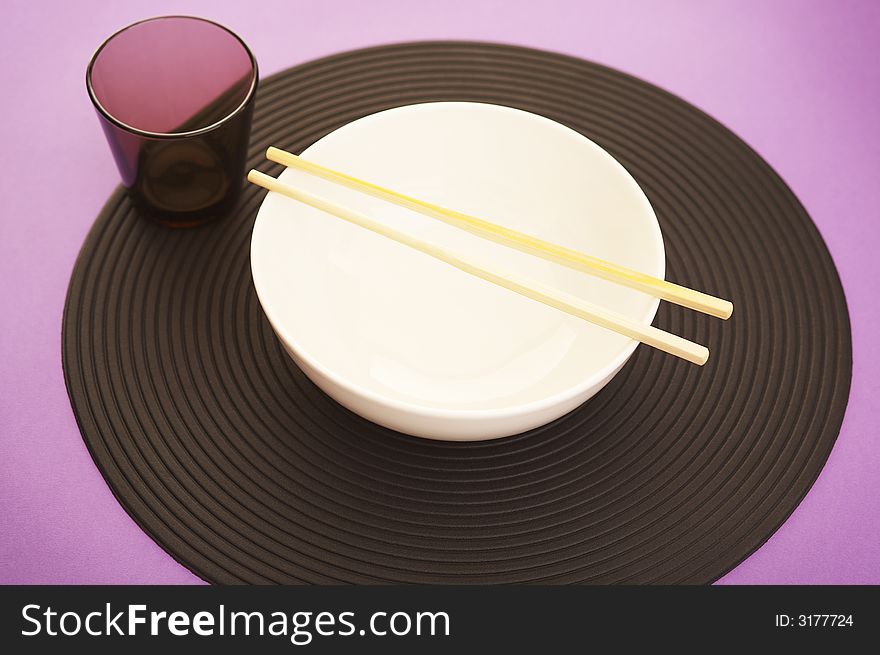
left=251, top=102, right=664, bottom=440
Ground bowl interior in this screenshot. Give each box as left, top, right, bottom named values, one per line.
left=252, top=102, right=664, bottom=414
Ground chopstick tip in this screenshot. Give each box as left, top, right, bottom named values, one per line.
left=267, top=146, right=285, bottom=161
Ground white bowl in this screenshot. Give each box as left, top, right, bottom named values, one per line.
left=251, top=102, right=664, bottom=440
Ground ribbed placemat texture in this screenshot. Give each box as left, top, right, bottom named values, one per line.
left=62, top=42, right=852, bottom=584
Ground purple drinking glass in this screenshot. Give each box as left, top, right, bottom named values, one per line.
left=87, top=16, right=258, bottom=227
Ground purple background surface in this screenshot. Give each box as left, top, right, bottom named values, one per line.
left=1, top=0, right=878, bottom=584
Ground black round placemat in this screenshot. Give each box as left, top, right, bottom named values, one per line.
left=63, top=42, right=851, bottom=584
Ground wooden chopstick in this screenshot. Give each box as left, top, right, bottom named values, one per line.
left=248, top=169, right=710, bottom=365
left=266, top=147, right=733, bottom=320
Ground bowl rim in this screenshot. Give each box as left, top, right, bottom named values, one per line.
left=251, top=101, right=664, bottom=422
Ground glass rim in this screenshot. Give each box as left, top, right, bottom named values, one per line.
left=86, top=15, right=258, bottom=140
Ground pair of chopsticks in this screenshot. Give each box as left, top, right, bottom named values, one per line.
left=248, top=147, right=732, bottom=366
